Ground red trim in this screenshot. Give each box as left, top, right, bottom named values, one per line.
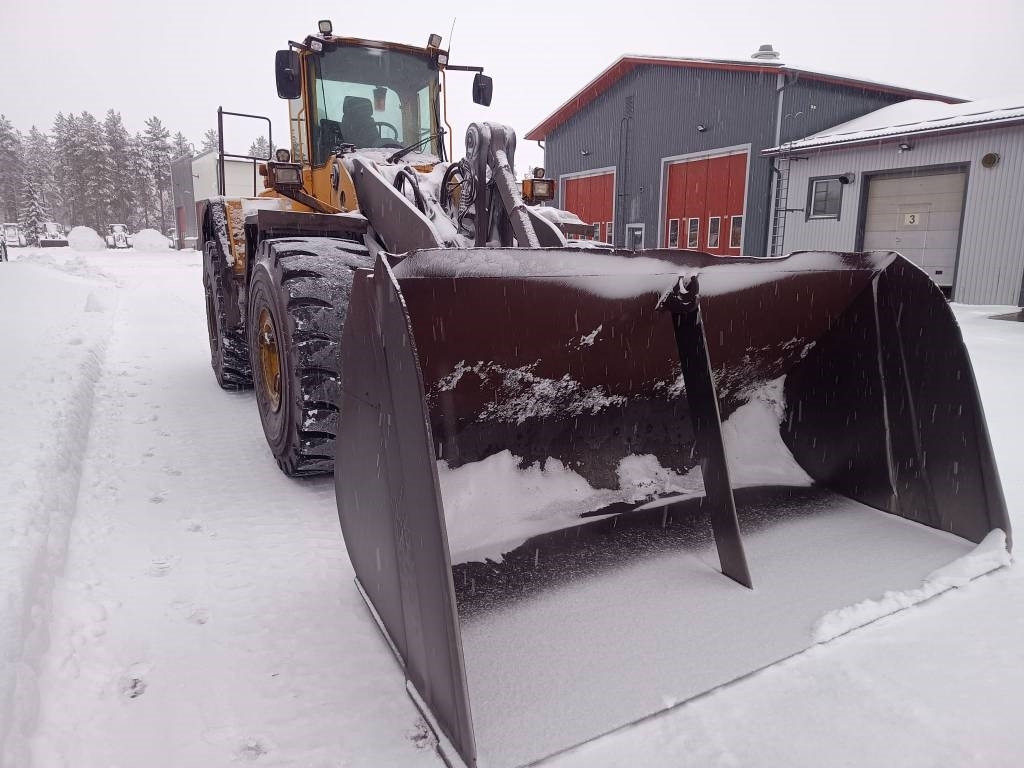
left=525, top=56, right=962, bottom=141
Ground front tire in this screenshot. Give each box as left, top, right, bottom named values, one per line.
left=247, top=237, right=372, bottom=476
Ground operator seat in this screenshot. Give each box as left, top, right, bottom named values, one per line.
left=340, top=96, right=379, bottom=148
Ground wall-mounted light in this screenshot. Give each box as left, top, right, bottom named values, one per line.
left=580, top=149, right=591, bottom=156
left=898, top=142, right=913, bottom=153
left=696, top=124, right=707, bottom=132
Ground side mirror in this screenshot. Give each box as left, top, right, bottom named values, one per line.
left=275, top=50, right=302, bottom=100
left=472, top=73, right=493, bottom=106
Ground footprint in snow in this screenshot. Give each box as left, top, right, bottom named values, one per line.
left=121, top=676, right=147, bottom=699
left=236, top=739, right=268, bottom=761
left=147, top=558, right=174, bottom=577
left=119, top=662, right=152, bottom=700
left=163, top=467, right=183, bottom=477
left=172, top=601, right=210, bottom=625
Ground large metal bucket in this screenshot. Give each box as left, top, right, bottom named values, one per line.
left=335, top=248, right=1010, bottom=767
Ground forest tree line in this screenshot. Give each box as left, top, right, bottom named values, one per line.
left=0, top=113, right=269, bottom=245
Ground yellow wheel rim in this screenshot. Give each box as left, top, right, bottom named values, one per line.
left=257, top=307, right=282, bottom=412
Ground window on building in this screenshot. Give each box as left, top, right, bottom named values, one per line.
left=593, top=223, right=602, bottom=240
left=667, top=218, right=679, bottom=248
left=730, top=215, right=743, bottom=249
left=687, top=218, right=699, bottom=249
left=809, top=178, right=842, bottom=219
left=606, top=222, right=613, bottom=244
left=708, top=217, right=721, bottom=249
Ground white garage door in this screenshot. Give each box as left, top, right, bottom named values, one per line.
left=862, top=169, right=967, bottom=289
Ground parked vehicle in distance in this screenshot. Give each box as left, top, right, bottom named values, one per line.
left=2, top=223, right=27, bottom=247
left=105, top=224, right=132, bottom=249
left=38, top=222, right=69, bottom=247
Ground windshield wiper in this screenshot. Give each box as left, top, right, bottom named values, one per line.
left=387, top=127, right=446, bottom=164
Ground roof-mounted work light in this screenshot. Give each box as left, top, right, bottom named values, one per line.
left=318, top=20, right=333, bottom=35
left=427, top=33, right=442, bottom=49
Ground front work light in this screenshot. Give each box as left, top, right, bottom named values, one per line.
left=531, top=180, right=553, bottom=199
left=533, top=167, right=545, bottom=179
left=318, top=19, right=333, bottom=35
left=275, top=148, right=291, bottom=162
left=269, top=162, right=304, bottom=189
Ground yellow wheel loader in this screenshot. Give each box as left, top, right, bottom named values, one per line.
left=201, top=21, right=1011, bottom=768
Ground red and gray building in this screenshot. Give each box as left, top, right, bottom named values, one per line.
left=525, top=47, right=957, bottom=256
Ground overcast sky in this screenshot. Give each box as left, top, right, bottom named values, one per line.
left=2, top=0, right=1022, bottom=176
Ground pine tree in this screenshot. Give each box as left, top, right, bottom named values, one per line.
left=74, top=111, right=108, bottom=230
left=143, top=116, right=172, bottom=232
left=0, top=115, right=23, bottom=222
left=18, top=168, right=49, bottom=245
left=200, top=128, right=219, bottom=153
left=126, top=133, right=152, bottom=230
left=171, top=131, right=192, bottom=158
left=248, top=135, right=271, bottom=159
left=102, top=110, right=134, bottom=227
left=22, top=126, right=58, bottom=223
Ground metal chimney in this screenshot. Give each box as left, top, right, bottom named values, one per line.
left=752, top=44, right=781, bottom=60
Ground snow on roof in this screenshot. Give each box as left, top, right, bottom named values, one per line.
left=525, top=54, right=959, bottom=141
left=765, top=97, right=1024, bottom=154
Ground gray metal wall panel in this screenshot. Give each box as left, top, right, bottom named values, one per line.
left=781, top=125, right=1024, bottom=305
left=542, top=65, right=905, bottom=256
left=778, top=79, right=903, bottom=144
left=544, top=65, right=777, bottom=254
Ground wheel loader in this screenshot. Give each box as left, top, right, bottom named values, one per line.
left=201, top=21, right=1012, bottom=768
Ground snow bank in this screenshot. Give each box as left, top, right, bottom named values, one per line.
left=131, top=228, right=170, bottom=251
left=0, top=263, right=115, bottom=763
left=67, top=226, right=105, bottom=251
left=812, top=529, right=1011, bottom=643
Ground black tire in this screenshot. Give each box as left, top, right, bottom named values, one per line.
left=203, top=240, right=252, bottom=389
left=247, top=237, right=372, bottom=476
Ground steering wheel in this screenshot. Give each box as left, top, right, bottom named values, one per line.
left=376, top=121, right=399, bottom=140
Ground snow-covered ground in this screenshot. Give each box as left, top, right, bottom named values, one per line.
left=0, top=248, right=1021, bottom=767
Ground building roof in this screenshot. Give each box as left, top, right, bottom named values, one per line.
left=524, top=54, right=961, bottom=141
left=764, top=97, right=1024, bottom=155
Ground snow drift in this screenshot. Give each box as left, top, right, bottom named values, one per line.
left=132, top=228, right=170, bottom=251
left=67, top=226, right=105, bottom=252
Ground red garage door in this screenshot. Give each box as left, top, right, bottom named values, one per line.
left=664, top=151, right=747, bottom=255
left=561, top=170, right=614, bottom=242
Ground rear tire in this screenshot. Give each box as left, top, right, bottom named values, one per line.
left=247, top=237, right=372, bottom=476
left=203, top=240, right=252, bottom=389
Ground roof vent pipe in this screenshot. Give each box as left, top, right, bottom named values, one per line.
left=752, top=44, right=781, bottom=60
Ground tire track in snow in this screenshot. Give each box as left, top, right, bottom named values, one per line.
left=25, top=253, right=441, bottom=768
left=0, top=260, right=116, bottom=768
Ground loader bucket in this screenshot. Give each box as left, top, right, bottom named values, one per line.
left=335, top=249, right=1009, bottom=768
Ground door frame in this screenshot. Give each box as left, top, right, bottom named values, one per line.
left=658, top=143, right=751, bottom=251
left=625, top=222, right=645, bottom=250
